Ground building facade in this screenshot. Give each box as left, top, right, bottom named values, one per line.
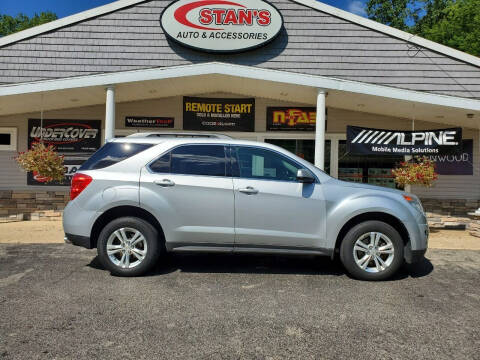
left=0, top=0, right=479, bottom=219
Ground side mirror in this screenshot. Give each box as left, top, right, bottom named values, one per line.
left=296, top=169, right=315, bottom=183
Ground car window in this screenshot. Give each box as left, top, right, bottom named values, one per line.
left=149, top=145, right=226, bottom=177
left=234, top=146, right=303, bottom=182
left=80, top=142, right=153, bottom=170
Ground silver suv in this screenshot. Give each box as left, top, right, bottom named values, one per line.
left=63, top=134, right=428, bottom=280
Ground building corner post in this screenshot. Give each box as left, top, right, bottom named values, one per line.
left=104, top=85, right=116, bottom=143
left=314, top=89, right=326, bottom=169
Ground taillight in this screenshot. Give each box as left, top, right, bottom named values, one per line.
left=70, top=173, right=93, bottom=200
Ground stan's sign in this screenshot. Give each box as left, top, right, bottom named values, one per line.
left=160, top=0, right=283, bottom=52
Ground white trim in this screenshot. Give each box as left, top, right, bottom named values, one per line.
left=0, top=0, right=147, bottom=47
left=0, top=127, right=17, bottom=151
left=293, top=0, right=480, bottom=68
left=0, top=62, right=479, bottom=111
left=0, top=0, right=478, bottom=69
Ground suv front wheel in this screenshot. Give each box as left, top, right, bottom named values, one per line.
left=340, top=220, right=404, bottom=281
left=97, top=217, right=161, bottom=276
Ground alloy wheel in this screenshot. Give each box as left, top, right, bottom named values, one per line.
left=106, top=227, right=148, bottom=269
left=353, top=232, right=395, bottom=273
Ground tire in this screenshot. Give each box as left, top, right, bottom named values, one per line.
left=340, top=220, right=404, bottom=281
left=97, top=217, right=162, bottom=277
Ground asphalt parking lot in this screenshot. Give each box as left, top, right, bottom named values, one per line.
left=0, top=244, right=479, bottom=360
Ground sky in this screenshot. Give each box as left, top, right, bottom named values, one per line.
left=0, top=0, right=368, bottom=18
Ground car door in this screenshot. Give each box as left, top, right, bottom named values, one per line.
left=232, top=145, right=327, bottom=250
left=139, top=144, right=235, bottom=250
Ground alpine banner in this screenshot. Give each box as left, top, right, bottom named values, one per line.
left=346, top=126, right=462, bottom=155
left=183, top=96, right=255, bottom=131
left=27, top=119, right=101, bottom=186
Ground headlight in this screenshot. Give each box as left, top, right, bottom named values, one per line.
left=403, top=195, right=424, bottom=214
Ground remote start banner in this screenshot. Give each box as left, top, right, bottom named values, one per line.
left=27, top=119, right=101, bottom=186
left=347, top=126, right=462, bottom=156
left=183, top=97, right=255, bottom=132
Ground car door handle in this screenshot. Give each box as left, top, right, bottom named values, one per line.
left=154, top=179, right=175, bottom=187
left=238, top=186, right=258, bottom=195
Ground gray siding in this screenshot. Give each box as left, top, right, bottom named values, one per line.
left=1, top=0, right=480, bottom=99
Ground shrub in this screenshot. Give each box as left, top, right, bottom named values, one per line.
left=392, top=156, right=438, bottom=187
left=15, top=141, right=65, bottom=183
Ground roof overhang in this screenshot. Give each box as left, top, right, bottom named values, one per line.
left=1, top=0, right=479, bottom=69
left=0, top=62, right=479, bottom=128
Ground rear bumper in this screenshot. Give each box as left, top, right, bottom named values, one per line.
left=64, top=233, right=93, bottom=249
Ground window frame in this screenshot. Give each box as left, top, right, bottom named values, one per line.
left=231, top=145, right=319, bottom=184
left=0, top=127, right=17, bottom=151
left=147, top=143, right=229, bottom=178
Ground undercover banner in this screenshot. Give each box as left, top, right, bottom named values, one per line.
left=183, top=97, right=255, bottom=132
left=347, top=126, right=462, bottom=155
left=27, top=119, right=101, bottom=186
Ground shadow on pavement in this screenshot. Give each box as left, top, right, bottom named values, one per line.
left=87, top=253, right=434, bottom=280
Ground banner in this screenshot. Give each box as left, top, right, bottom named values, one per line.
left=183, top=97, right=255, bottom=132
left=125, top=116, right=174, bottom=128
left=27, top=119, right=101, bottom=186
left=267, top=107, right=316, bottom=131
left=432, top=139, right=473, bottom=175
left=347, top=126, right=462, bottom=155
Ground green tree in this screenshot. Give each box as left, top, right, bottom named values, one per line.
left=366, top=0, right=417, bottom=31
left=0, top=12, right=57, bottom=37
left=366, top=0, right=480, bottom=56
left=417, top=0, right=480, bottom=56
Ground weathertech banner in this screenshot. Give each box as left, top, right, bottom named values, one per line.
left=347, top=126, right=462, bottom=155
left=27, top=119, right=101, bottom=186
left=183, top=97, right=255, bottom=132
left=125, top=116, right=174, bottom=128
left=267, top=107, right=316, bottom=131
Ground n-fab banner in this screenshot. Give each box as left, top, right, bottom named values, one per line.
left=125, top=116, right=174, bottom=128
left=347, top=126, right=462, bottom=155
left=27, top=119, right=101, bottom=186
left=183, top=97, right=255, bottom=132
left=267, top=107, right=316, bottom=131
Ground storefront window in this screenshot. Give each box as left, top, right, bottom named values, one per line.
left=338, top=140, right=403, bottom=189
left=265, top=139, right=331, bottom=174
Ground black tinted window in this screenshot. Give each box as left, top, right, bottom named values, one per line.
left=149, top=152, right=171, bottom=173
left=80, top=142, right=153, bottom=170
left=234, top=146, right=302, bottom=182
left=158, top=145, right=226, bottom=176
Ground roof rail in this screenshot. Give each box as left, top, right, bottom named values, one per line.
left=126, top=132, right=232, bottom=139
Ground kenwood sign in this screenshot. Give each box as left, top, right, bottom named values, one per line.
left=160, top=0, right=283, bottom=52
left=347, top=126, right=462, bottom=155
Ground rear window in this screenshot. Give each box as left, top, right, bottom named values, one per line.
left=80, top=142, right=153, bottom=170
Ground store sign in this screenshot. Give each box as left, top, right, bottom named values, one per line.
left=267, top=107, right=316, bottom=131
left=160, top=0, right=283, bottom=52
left=347, top=126, right=462, bottom=156
left=125, top=116, right=174, bottom=128
left=431, top=139, right=473, bottom=175
left=183, top=96, right=255, bottom=131
left=27, top=119, right=101, bottom=186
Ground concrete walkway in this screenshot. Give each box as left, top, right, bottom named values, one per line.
left=0, top=219, right=479, bottom=250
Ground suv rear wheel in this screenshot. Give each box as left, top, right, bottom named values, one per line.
left=340, top=221, right=404, bottom=281
left=97, top=217, right=161, bottom=276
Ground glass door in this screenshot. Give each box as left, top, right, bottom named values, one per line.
left=337, top=140, right=403, bottom=189
left=265, top=139, right=331, bottom=175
